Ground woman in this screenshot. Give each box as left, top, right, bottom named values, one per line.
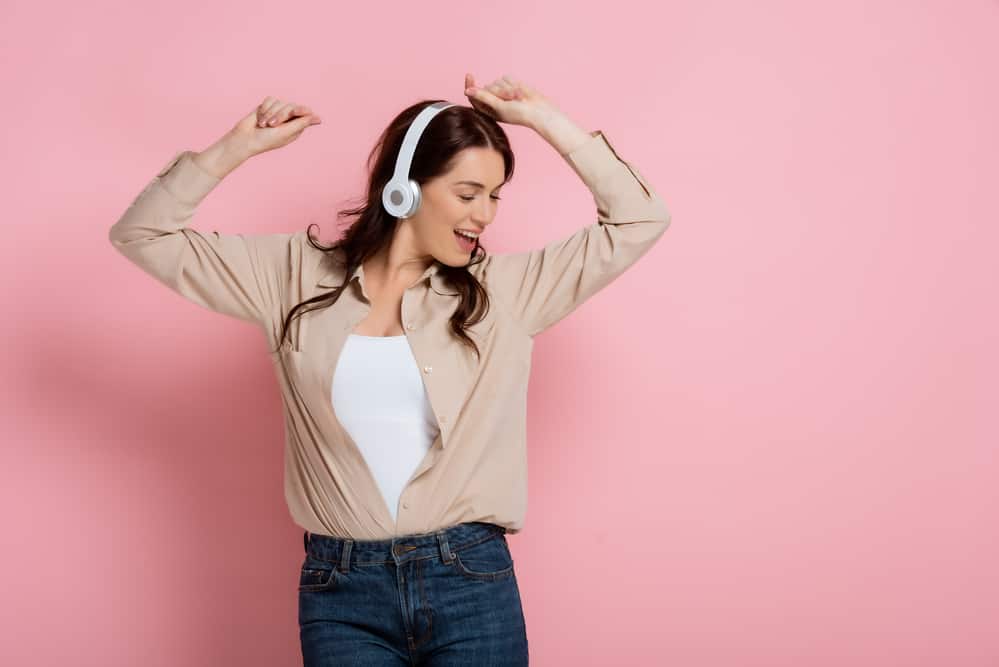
left=109, top=73, right=671, bottom=666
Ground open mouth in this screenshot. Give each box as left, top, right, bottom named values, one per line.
left=454, top=231, right=478, bottom=253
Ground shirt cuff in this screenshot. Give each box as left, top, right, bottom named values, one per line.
left=562, top=130, right=657, bottom=200
left=559, top=130, right=669, bottom=223
left=155, top=150, right=223, bottom=206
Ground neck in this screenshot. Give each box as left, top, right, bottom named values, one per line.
left=364, top=246, right=433, bottom=290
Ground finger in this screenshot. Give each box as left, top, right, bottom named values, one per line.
left=275, top=103, right=296, bottom=125
left=264, top=100, right=291, bottom=123
left=468, top=87, right=505, bottom=115
left=256, top=101, right=270, bottom=125
left=500, top=76, right=524, bottom=99
left=258, top=102, right=282, bottom=127
left=512, top=79, right=530, bottom=96
left=283, top=104, right=311, bottom=123
left=258, top=98, right=283, bottom=124
left=283, top=113, right=321, bottom=134
left=268, top=103, right=295, bottom=126
left=258, top=96, right=276, bottom=117
left=497, top=80, right=517, bottom=99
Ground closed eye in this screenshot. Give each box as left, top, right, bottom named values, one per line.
left=459, top=195, right=502, bottom=201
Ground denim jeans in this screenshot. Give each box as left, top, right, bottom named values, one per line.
left=298, top=521, right=529, bottom=666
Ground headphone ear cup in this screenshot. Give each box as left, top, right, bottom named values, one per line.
left=404, top=179, right=422, bottom=218
left=382, top=181, right=411, bottom=218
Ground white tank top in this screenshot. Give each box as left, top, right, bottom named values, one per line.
left=331, top=334, right=440, bottom=523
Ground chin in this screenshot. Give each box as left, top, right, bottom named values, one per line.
left=438, top=256, right=468, bottom=268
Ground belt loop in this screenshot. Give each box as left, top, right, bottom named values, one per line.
left=303, top=530, right=310, bottom=554
left=339, top=538, right=353, bottom=573
left=436, top=530, right=454, bottom=564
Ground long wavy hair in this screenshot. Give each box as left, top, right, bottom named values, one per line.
left=272, top=99, right=515, bottom=362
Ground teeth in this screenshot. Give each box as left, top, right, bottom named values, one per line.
left=455, top=230, right=479, bottom=239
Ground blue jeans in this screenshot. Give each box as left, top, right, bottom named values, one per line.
left=298, top=522, right=529, bottom=666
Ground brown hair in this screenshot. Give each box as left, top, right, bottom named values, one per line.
left=273, top=99, right=515, bottom=361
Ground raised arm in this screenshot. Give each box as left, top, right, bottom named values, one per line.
left=108, top=97, right=323, bottom=330
left=478, top=112, right=672, bottom=337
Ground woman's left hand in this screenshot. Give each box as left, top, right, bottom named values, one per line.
left=463, top=73, right=560, bottom=129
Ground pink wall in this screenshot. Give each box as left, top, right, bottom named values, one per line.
left=2, top=0, right=997, bottom=664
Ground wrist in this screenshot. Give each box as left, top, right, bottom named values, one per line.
left=192, top=133, right=251, bottom=179
left=531, top=109, right=592, bottom=157
left=527, top=107, right=562, bottom=133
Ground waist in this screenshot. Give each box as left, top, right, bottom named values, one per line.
left=304, top=521, right=507, bottom=567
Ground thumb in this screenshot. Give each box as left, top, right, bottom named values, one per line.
left=281, top=113, right=322, bottom=133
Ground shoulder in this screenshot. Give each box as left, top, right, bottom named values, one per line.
left=303, top=231, right=347, bottom=287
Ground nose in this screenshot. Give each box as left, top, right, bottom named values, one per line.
left=474, top=199, right=497, bottom=225
left=472, top=210, right=493, bottom=229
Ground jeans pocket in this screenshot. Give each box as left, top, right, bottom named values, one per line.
left=298, top=555, right=341, bottom=593
left=451, top=534, right=515, bottom=581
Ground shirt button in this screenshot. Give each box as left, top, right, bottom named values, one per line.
left=402, top=502, right=409, bottom=509
left=406, top=322, right=416, bottom=330
left=423, top=366, right=432, bottom=374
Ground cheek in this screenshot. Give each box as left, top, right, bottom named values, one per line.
left=434, top=201, right=467, bottom=228
left=415, top=208, right=461, bottom=245
left=441, top=196, right=465, bottom=217
left=422, top=194, right=461, bottom=220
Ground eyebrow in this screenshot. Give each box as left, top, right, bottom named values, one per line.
left=454, top=180, right=503, bottom=190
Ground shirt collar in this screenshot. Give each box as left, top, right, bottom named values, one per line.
left=315, top=251, right=458, bottom=295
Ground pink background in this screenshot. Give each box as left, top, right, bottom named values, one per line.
left=2, top=0, right=998, bottom=665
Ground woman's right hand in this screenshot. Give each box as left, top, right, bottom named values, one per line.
left=227, top=96, right=323, bottom=159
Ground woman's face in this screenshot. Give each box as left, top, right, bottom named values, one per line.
left=407, top=146, right=506, bottom=267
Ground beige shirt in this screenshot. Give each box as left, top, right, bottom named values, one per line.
left=109, top=129, right=671, bottom=539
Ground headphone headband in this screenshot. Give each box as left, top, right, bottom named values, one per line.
left=381, top=101, right=456, bottom=218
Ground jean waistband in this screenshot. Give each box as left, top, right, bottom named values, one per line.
left=303, top=521, right=507, bottom=572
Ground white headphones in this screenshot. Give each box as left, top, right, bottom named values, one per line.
left=381, top=101, right=456, bottom=219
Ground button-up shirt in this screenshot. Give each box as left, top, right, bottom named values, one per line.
left=109, top=129, right=671, bottom=539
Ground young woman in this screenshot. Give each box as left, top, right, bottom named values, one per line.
left=110, top=73, right=671, bottom=666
